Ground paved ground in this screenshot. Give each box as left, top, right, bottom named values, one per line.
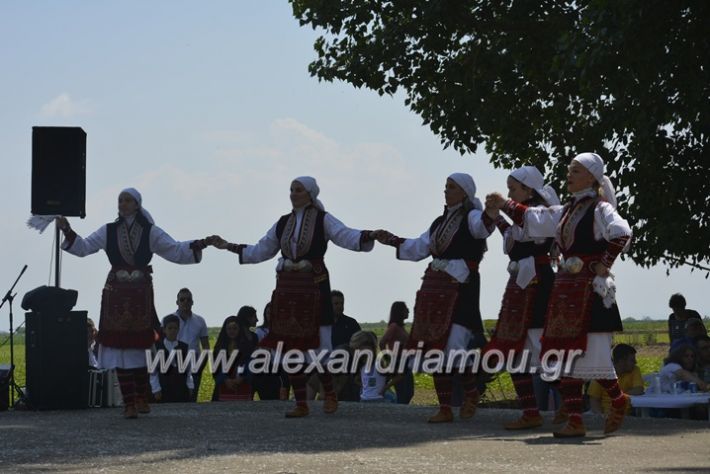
left=1, top=402, right=708, bottom=473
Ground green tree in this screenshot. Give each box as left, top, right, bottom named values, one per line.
left=290, top=0, right=710, bottom=271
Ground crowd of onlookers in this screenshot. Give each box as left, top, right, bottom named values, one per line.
left=87, top=288, right=419, bottom=405
left=87, top=290, right=709, bottom=419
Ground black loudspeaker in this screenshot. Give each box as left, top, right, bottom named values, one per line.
left=21, top=286, right=78, bottom=313
left=31, top=126, right=86, bottom=217
left=26, top=311, right=88, bottom=410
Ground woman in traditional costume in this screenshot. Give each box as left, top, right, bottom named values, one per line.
left=487, top=153, right=632, bottom=437
left=483, top=166, right=559, bottom=430
left=57, top=188, right=207, bottom=418
left=209, top=176, right=375, bottom=417
left=376, top=173, right=495, bottom=423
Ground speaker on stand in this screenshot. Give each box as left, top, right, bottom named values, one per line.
left=16, top=126, right=89, bottom=410
left=25, top=311, right=88, bottom=410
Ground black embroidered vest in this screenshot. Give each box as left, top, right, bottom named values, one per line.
left=563, top=200, right=607, bottom=255
left=428, top=210, right=486, bottom=261
left=105, top=213, right=153, bottom=267
left=275, top=207, right=328, bottom=261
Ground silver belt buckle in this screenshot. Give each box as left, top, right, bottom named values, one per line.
left=562, top=256, right=584, bottom=274
left=115, top=270, right=144, bottom=282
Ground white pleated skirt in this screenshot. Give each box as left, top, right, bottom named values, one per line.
left=539, top=332, right=617, bottom=381
left=98, top=345, right=148, bottom=370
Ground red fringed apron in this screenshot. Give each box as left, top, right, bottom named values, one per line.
left=540, top=255, right=600, bottom=357
left=485, top=275, right=538, bottom=355
left=98, top=265, right=159, bottom=349
left=408, top=268, right=460, bottom=351
left=260, top=263, right=327, bottom=351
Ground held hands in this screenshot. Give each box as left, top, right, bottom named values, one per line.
left=371, top=229, right=396, bottom=245
left=205, top=235, right=230, bottom=250
left=484, top=193, right=505, bottom=220
left=485, top=192, right=506, bottom=211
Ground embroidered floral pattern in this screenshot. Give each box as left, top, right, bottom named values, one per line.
left=280, top=206, right=319, bottom=260
left=430, top=207, right=465, bottom=257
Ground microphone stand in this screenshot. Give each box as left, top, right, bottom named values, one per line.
left=1, top=264, right=28, bottom=407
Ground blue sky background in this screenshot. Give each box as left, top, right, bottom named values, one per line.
left=1, top=1, right=707, bottom=331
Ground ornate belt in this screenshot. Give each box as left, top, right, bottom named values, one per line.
left=508, top=255, right=552, bottom=275
left=108, top=266, right=152, bottom=283
left=558, top=254, right=601, bottom=274
left=282, top=259, right=324, bottom=273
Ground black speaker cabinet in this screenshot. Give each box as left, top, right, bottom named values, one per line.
left=31, top=126, right=86, bottom=217
left=26, top=311, right=88, bottom=410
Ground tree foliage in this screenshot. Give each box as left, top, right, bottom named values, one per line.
left=290, top=0, right=710, bottom=270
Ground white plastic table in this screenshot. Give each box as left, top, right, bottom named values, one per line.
left=630, top=393, right=710, bottom=420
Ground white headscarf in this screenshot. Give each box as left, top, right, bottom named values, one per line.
left=120, top=187, right=155, bottom=224
left=293, top=176, right=325, bottom=211
left=509, top=166, right=561, bottom=206
left=572, top=153, right=617, bottom=209
left=448, top=173, right=483, bottom=210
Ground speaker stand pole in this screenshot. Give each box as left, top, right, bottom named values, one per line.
left=1, top=265, right=28, bottom=407
left=55, top=222, right=61, bottom=288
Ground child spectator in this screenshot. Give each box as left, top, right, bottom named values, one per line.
left=150, top=315, right=194, bottom=403
left=588, top=344, right=643, bottom=414
left=350, top=331, right=401, bottom=403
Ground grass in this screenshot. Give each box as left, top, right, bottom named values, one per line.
left=0, top=320, right=676, bottom=405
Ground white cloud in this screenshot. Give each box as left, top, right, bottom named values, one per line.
left=39, top=93, right=92, bottom=118
left=202, top=117, right=417, bottom=191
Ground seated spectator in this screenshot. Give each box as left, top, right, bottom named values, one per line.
left=670, top=318, right=708, bottom=352
left=350, top=330, right=401, bottom=403
left=212, top=313, right=257, bottom=401
left=667, top=293, right=705, bottom=344
left=588, top=344, right=644, bottom=415
left=87, top=318, right=99, bottom=369
left=379, top=301, right=414, bottom=404
left=659, top=344, right=708, bottom=392
left=150, top=315, right=194, bottom=403
left=694, top=335, right=710, bottom=384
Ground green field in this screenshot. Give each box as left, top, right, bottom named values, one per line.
left=0, top=320, right=678, bottom=405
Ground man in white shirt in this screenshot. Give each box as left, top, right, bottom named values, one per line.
left=167, top=288, right=210, bottom=402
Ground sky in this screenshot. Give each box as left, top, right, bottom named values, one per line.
left=1, top=1, right=707, bottom=332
